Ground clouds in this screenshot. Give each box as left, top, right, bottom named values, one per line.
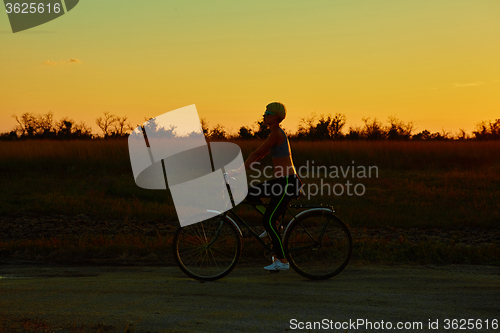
left=43, top=60, right=58, bottom=66
left=453, top=81, right=484, bottom=88
left=43, top=58, right=82, bottom=66
left=452, top=79, right=500, bottom=87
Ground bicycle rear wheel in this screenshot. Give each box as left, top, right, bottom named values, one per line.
left=173, top=214, right=242, bottom=281
left=284, top=209, right=352, bottom=280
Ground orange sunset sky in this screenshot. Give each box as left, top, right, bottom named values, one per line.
left=1, top=0, right=499, bottom=136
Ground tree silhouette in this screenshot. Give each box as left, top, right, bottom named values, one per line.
left=13, top=111, right=56, bottom=138
left=200, top=118, right=210, bottom=137
left=112, top=116, right=133, bottom=137
left=238, top=126, right=254, bottom=140
left=412, top=130, right=432, bottom=140
left=345, top=125, right=362, bottom=140
left=329, top=113, right=346, bottom=139
left=387, top=116, right=414, bottom=140
left=208, top=124, right=227, bottom=140
left=473, top=119, right=500, bottom=140
left=362, top=118, right=386, bottom=140
left=96, top=111, right=118, bottom=138
left=14, top=112, right=38, bottom=137
left=253, top=120, right=271, bottom=139
left=295, top=113, right=347, bottom=140
left=55, top=118, right=92, bottom=139
left=55, top=118, right=74, bottom=139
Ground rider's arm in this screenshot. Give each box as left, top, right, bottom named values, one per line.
left=229, top=131, right=280, bottom=176
left=244, top=130, right=280, bottom=170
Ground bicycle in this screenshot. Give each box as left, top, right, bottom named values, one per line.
left=172, top=174, right=353, bottom=281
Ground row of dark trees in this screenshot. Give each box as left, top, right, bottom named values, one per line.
left=1, top=112, right=94, bottom=140
left=236, top=114, right=500, bottom=141
left=1, top=111, right=499, bottom=141
left=1, top=111, right=132, bottom=140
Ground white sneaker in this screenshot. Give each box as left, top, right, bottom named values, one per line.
left=264, top=260, right=289, bottom=271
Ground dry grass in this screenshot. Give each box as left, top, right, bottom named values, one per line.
left=1, top=231, right=498, bottom=266
left=0, top=316, right=116, bottom=333
left=353, top=237, right=499, bottom=266
left=2, top=139, right=499, bottom=168
left=0, top=139, right=131, bottom=175
left=0, top=233, right=174, bottom=264
left=1, top=139, right=499, bottom=175
left=1, top=139, right=499, bottom=227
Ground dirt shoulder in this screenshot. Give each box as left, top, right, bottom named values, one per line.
left=1, top=263, right=499, bottom=332
left=2, top=213, right=499, bottom=246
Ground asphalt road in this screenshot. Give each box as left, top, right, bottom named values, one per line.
left=1, top=263, right=499, bottom=332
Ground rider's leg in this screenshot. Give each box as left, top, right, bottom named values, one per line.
left=262, top=177, right=292, bottom=263
left=246, top=178, right=273, bottom=236
left=262, top=175, right=302, bottom=263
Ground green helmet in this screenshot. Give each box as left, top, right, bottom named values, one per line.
left=266, top=102, right=286, bottom=121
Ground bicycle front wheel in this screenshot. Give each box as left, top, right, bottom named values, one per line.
left=173, top=214, right=242, bottom=281
left=284, top=210, right=352, bottom=280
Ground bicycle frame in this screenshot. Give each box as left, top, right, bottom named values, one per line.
left=214, top=200, right=336, bottom=253
left=173, top=174, right=352, bottom=280
left=223, top=201, right=276, bottom=252
left=217, top=173, right=338, bottom=252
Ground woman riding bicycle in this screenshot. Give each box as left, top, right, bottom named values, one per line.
left=231, top=102, right=302, bottom=271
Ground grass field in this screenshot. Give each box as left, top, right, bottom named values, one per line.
left=0, top=139, right=499, bottom=265
left=1, top=139, right=499, bottom=227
